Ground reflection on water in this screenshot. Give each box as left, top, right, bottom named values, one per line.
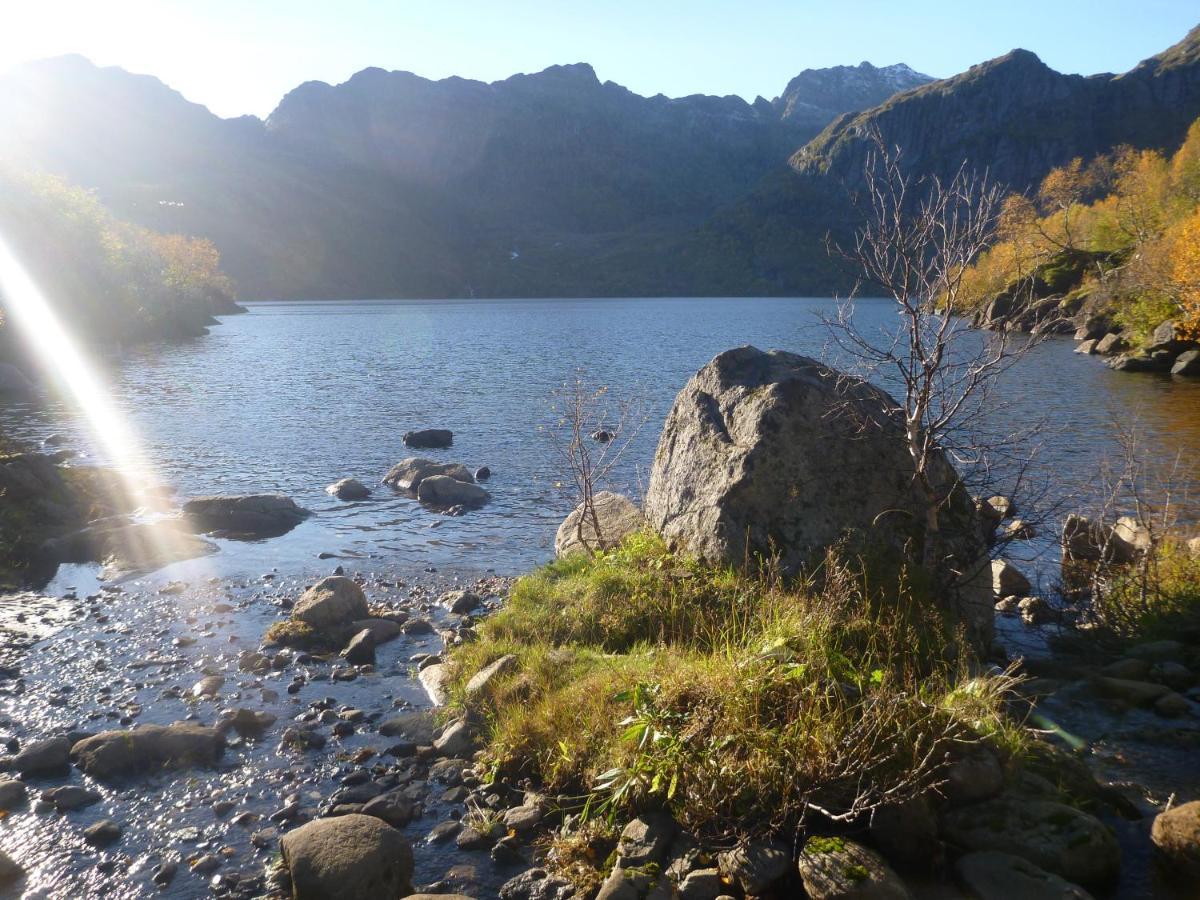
left=3, top=297, right=1199, bottom=583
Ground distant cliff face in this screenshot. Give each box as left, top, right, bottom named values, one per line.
left=773, top=62, right=932, bottom=130
left=792, top=27, right=1200, bottom=193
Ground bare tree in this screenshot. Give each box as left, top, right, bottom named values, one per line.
left=547, top=374, right=648, bottom=553
left=824, top=131, right=1049, bottom=598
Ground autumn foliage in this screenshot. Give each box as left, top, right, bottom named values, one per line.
left=962, top=118, right=1200, bottom=342
left=0, top=167, right=236, bottom=343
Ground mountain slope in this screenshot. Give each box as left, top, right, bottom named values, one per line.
left=793, top=26, right=1200, bottom=191
left=3, top=30, right=1198, bottom=301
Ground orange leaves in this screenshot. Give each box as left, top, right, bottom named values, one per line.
left=1168, top=208, right=1200, bottom=339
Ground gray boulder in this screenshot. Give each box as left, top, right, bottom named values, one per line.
left=417, top=474, right=490, bottom=508
left=403, top=428, right=453, bottom=449
left=182, top=494, right=310, bottom=538
left=992, top=559, right=1032, bottom=597
left=342, top=629, right=376, bottom=665
left=1172, top=349, right=1200, bottom=376
left=644, top=347, right=990, bottom=642
left=382, top=457, right=475, bottom=493
left=941, top=796, right=1119, bottom=888
left=1146, top=320, right=1195, bottom=355
left=348, top=617, right=403, bottom=644
left=718, top=840, right=792, bottom=896
left=326, top=478, right=371, bottom=501
left=0, top=780, right=26, bottom=810
left=554, top=492, right=644, bottom=557
left=70, top=723, right=224, bottom=779
left=4, top=736, right=70, bottom=775
left=1093, top=333, right=1127, bottom=356
left=419, top=663, right=452, bottom=706
left=956, top=851, right=1094, bottom=899
left=292, top=576, right=369, bottom=631
left=797, top=836, right=911, bottom=899
left=280, top=813, right=414, bottom=899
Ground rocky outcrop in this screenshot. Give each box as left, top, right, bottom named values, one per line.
left=70, top=724, right=224, bottom=779
left=182, top=494, right=310, bottom=538
left=291, top=576, right=369, bottom=631
left=382, top=457, right=475, bottom=493
left=554, top=492, right=643, bottom=556
left=280, top=814, right=414, bottom=900
left=644, top=347, right=991, bottom=641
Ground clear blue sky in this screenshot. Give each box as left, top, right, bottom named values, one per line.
left=3, top=1, right=1196, bottom=118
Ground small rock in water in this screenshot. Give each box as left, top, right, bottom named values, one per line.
left=83, top=819, right=123, bottom=846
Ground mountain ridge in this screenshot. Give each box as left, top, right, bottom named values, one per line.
left=1, top=29, right=1199, bottom=301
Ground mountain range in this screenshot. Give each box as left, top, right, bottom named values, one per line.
left=1, top=26, right=1199, bottom=300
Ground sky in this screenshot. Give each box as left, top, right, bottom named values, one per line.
left=1, top=1, right=1196, bottom=119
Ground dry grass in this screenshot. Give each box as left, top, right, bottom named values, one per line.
left=448, top=533, right=1025, bottom=840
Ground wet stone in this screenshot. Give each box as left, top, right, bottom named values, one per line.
left=83, top=819, right=123, bottom=846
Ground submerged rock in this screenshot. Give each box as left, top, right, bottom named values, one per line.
left=554, top=492, right=643, bottom=557
left=70, top=723, right=224, bottom=779
left=417, top=475, right=490, bottom=508
left=280, top=813, right=414, bottom=900
left=403, top=428, right=453, bottom=449
left=182, top=494, right=310, bottom=538
left=0, top=848, right=24, bottom=890
left=326, top=478, right=371, bottom=501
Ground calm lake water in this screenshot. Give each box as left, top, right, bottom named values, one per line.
left=5, top=297, right=1200, bottom=586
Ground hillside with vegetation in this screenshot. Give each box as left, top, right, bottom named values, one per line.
left=0, top=165, right=240, bottom=357
left=962, top=116, right=1200, bottom=374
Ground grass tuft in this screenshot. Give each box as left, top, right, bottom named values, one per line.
left=448, top=532, right=1024, bottom=840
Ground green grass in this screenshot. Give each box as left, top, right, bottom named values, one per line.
left=447, top=533, right=1025, bottom=841
left=1085, top=537, right=1200, bottom=640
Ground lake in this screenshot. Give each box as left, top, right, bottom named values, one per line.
left=4, top=296, right=1200, bottom=588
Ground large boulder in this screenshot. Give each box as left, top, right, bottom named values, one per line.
left=70, top=723, right=224, bottom=779
left=554, top=492, right=644, bottom=556
left=797, top=836, right=911, bottom=899
left=955, top=852, right=1094, bottom=900
left=1150, top=800, right=1200, bottom=880
left=644, top=347, right=990, bottom=641
left=941, top=796, right=1119, bottom=888
left=182, top=494, right=310, bottom=538
left=382, top=457, right=475, bottom=493
left=292, top=576, right=369, bottom=631
left=416, top=475, right=490, bottom=508
left=280, top=813, right=414, bottom=899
